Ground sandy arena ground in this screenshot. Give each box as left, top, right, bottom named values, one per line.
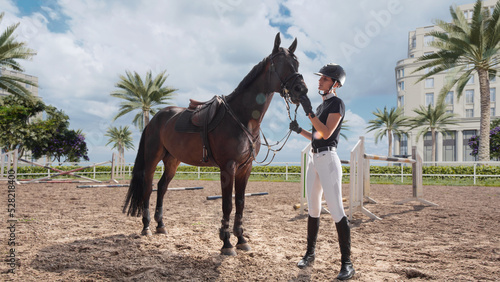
left=1, top=179, right=499, bottom=281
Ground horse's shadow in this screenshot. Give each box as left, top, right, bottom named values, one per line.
left=30, top=233, right=223, bottom=281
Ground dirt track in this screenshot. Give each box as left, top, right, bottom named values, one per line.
left=1, top=179, right=499, bottom=281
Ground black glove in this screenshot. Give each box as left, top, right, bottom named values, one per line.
left=289, top=120, right=302, bottom=134
left=299, top=95, right=314, bottom=116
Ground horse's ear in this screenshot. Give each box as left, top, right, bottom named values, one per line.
left=289, top=38, right=297, bottom=54
left=273, top=32, right=281, bottom=54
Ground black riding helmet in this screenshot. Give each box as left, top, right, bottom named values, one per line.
left=314, top=63, right=346, bottom=87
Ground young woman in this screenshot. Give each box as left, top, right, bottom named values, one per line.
left=290, top=63, right=355, bottom=280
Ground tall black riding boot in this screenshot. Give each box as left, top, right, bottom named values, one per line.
left=335, top=216, right=355, bottom=280
left=297, top=215, right=320, bottom=268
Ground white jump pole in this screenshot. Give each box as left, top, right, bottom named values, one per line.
left=299, top=143, right=311, bottom=215
left=1, top=149, right=18, bottom=182
left=349, top=136, right=381, bottom=221
left=395, top=146, right=438, bottom=206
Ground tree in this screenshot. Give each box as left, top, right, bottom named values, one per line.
left=340, top=120, right=350, bottom=141
left=0, top=95, right=88, bottom=162
left=0, top=12, right=38, bottom=99
left=468, top=118, right=500, bottom=159
left=110, top=70, right=177, bottom=130
left=366, top=107, right=408, bottom=157
left=105, top=125, right=134, bottom=156
left=413, top=0, right=500, bottom=162
left=31, top=129, right=89, bottom=163
left=0, top=95, right=46, bottom=156
left=409, top=102, right=458, bottom=163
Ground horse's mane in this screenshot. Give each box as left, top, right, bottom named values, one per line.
left=225, top=56, right=270, bottom=101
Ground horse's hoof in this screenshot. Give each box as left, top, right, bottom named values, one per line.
left=220, top=247, right=237, bottom=256
left=236, top=243, right=251, bottom=251
left=141, top=229, right=153, bottom=236
left=156, top=227, right=167, bottom=234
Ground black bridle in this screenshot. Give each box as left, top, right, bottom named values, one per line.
left=252, top=52, right=303, bottom=165
left=221, top=51, right=305, bottom=166
left=269, top=52, right=304, bottom=105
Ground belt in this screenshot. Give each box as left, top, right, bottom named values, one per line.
left=312, top=146, right=336, bottom=153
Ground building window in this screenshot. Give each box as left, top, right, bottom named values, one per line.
left=398, top=68, right=404, bottom=78
left=491, top=108, right=496, bottom=117
left=426, top=93, right=434, bottom=106
left=425, top=78, right=434, bottom=88
left=399, top=134, right=408, bottom=157
left=398, top=95, right=405, bottom=107
left=466, top=109, right=474, bottom=117
left=463, top=130, right=477, bottom=161
left=465, top=89, right=474, bottom=104
left=491, top=88, right=496, bottom=102
left=442, top=131, right=456, bottom=162
left=490, top=75, right=496, bottom=82
left=411, top=36, right=416, bottom=49
left=445, top=91, right=454, bottom=105
left=424, top=35, right=434, bottom=46
left=398, top=81, right=405, bottom=90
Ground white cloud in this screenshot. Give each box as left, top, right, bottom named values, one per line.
left=0, top=0, right=18, bottom=14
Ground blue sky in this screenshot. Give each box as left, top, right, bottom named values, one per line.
left=1, top=0, right=477, bottom=164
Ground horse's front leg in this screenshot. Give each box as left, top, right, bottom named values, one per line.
left=219, top=164, right=236, bottom=256
left=234, top=163, right=252, bottom=251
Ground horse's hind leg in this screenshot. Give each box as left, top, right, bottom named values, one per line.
left=155, top=154, right=180, bottom=234
left=219, top=162, right=237, bottom=256
left=141, top=143, right=167, bottom=236
left=234, top=163, right=252, bottom=251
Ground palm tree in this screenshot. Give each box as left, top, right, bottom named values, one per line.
left=366, top=107, right=408, bottom=157
left=110, top=70, right=177, bottom=130
left=413, top=0, right=500, bottom=162
left=409, top=102, right=458, bottom=163
left=0, top=12, right=38, bottom=99
left=340, top=119, right=350, bottom=141
left=105, top=125, right=135, bottom=156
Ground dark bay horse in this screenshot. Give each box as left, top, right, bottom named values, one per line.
left=123, top=33, right=308, bottom=255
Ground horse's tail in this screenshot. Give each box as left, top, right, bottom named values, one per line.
left=123, top=126, right=148, bottom=217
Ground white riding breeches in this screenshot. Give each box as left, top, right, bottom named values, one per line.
left=306, top=149, right=346, bottom=222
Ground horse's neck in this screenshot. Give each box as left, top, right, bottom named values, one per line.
left=228, top=88, right=274, bottom=134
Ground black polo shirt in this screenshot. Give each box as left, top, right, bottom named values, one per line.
left=311, top=96, right=345, bottom=150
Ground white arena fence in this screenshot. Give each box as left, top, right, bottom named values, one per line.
left=13, top=160, right=500, bottom=184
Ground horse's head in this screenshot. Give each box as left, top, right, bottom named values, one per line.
left=268, top=33, right=308, bottom=105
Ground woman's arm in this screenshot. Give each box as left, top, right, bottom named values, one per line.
left=308, top=112, right=342, bottom=139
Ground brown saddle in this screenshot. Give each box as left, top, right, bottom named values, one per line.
left=189, top=96, right=222, bottom=127
left=174, top=95, right=226, bottom=163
